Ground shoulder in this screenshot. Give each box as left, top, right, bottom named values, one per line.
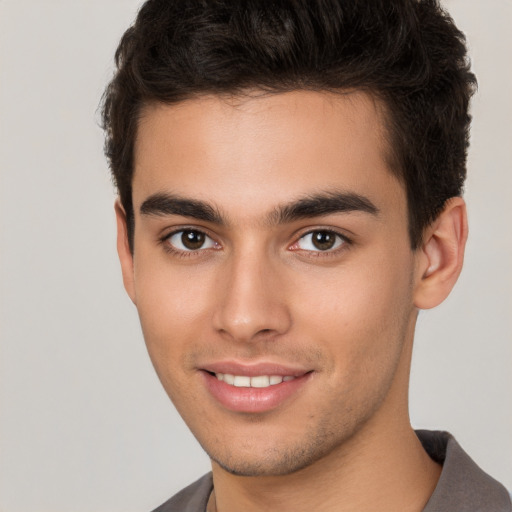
left=151, top=473, right=213, bottom=512
left=417, top=430, right=512, bottom=512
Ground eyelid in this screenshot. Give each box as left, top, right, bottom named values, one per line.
left=160, top=226, right=220, bottom=254
left=161, top=224, right=217, bottom=241
left=289, top=228, right=351, bottom=253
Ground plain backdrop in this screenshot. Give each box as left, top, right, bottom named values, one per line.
left=0, top=1, right=510, bottom=511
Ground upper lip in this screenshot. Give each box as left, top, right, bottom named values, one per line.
left=200, top=360, right=311, bottom=377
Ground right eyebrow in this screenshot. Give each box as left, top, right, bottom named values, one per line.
left=139, top=193, right=224, bottom=225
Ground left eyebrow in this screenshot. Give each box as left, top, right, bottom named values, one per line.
left=268, top=191, right=380, bottom=225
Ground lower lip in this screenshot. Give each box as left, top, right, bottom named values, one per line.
left=201, top=372, right=312, bottom=413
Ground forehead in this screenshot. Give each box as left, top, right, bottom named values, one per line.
left=132, top=90, right=405, bottom=222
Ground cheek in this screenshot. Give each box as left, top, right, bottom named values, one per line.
left=132, top=256, right=216, bottom=377
left=133, top=267, right=214, bottom=415
left=290, top=250, right=414, bottom=371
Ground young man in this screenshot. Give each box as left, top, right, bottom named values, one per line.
left=102, top=1, right=510, bottom=510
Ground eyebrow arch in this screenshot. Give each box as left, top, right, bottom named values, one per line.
left=140, top=193, right=224, bottom=224
left=269, top=191, right=379, bottom=225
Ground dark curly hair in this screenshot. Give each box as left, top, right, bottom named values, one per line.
left=101, top=0, right=477, bottom=251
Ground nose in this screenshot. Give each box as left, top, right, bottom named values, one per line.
left=212, top=248, right=292, bottom=343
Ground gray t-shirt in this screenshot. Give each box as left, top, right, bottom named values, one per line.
left=152, top=430, right=511, bottom=512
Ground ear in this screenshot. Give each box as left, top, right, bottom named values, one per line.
left=413, top=197, right=468, bottom=310
left=115, top=199, right=137, bottom=304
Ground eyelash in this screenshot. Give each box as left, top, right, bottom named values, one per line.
left=159, top=227, right=352, bottom=259
left=289, top=229, right=351, bottom=257
left=159, top=228, right=220, bottom=259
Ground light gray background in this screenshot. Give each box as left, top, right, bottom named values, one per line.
left=0, top=1, right=510, bottom=511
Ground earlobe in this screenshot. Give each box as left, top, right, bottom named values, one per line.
left=115, top=200, right=137, bottom=304
left=413, top=197, right=468, bottom=310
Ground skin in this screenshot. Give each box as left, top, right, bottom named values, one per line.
left=116, top=90, right=467, bottom=511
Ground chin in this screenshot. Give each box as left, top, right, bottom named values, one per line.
left=210, top=453, right=314, bottom=477
left=204, top=429, right=344, bottom=477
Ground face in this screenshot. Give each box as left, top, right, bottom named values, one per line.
left=121, top=91, right=421, bottom=476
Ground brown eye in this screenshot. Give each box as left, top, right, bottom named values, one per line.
left=312, top=231, right=336, bottom=250
left=181, top=230, right=205, bottom=250
left=296, top=230, right=344, bottom=252
left=167, top=229, right=216, bottom=251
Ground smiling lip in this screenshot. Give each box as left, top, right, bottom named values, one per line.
left=200, top=361, right=312, bottom=413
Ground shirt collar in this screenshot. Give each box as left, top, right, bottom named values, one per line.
left=417, top=430, right=511, bottom=511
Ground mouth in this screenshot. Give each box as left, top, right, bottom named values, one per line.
left=211, top=372, right=297, bottom=388
left=200, top=363, right=313, bottom=413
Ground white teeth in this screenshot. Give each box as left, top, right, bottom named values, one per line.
left=215, top=373, right=295, bottom=388
left=223, top=373, right=234, bottom=385
left=233, top=375, right=251, bottom=387
left=250, top=375, right=270, bottom=388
